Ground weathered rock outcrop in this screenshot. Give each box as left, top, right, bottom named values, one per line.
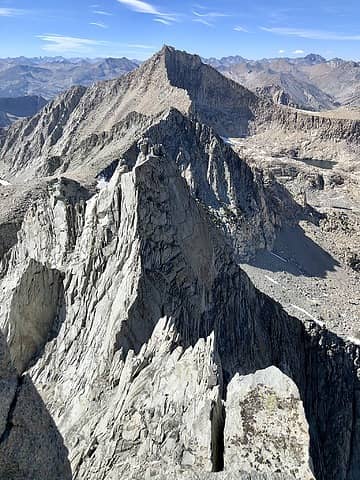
left=0, top=140, right=359, bottom=479
left=225, top=367, right=313, bottom=478
left=268, top=106, right=360, bottom=143
left=120, top=111, right=290, bottom=259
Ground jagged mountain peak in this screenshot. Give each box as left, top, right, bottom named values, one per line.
left=303, top=53, right=326, bottom=64
left=0, top=46, right=266, bottom=181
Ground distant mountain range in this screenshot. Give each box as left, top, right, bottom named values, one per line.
left=1, top=53, right=360, bottom=126
left=0, top=57, right=140, bottom=99
left=204, top=53, right=360, bottom=111
left=0, top=95, right=47, bottom=127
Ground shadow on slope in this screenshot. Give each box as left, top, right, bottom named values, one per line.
left=247, top=224, right=340, bottom=278
left=0, top=332, right=72, bottom=479
left=109, top=151, right=359, bottom=480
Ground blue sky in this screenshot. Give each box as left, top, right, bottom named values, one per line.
left=1, top=0, right=360, bottom=60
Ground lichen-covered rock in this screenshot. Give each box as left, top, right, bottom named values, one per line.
left=225, top=367, right=314, bottom=479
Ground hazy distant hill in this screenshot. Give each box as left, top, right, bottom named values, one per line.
left=0, top=57, right=140, bottom=99
left=0, top=95, right=47, bottom=127
left=205, top=53, right=360, bottom=111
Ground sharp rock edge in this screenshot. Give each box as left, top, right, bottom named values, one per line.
left=0, top=137, right=359, bottom=480
left=0, top=46, right=359, bottom=480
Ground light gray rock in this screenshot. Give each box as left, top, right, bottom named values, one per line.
left=0, top=141, right=359, bottom=480
left=0, top=46, right=359, bottom=480
left=225, top=367, right=314, bottom=479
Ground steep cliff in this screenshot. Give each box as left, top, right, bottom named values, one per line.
left=0, top=46, right=359, bottom=480
left=0, top=141, right=359, bottom=479
left=268, top=106, right=360, bottom=143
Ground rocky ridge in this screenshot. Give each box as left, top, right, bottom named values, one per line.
left=0, top=141, right=360, bottom=479
left=0, top=46, right=359, bottom=479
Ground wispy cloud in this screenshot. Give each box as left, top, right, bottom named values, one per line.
left=234, top=26, right=248, bottom=33
left=293, top=49, right=305, bottom=54
left=193, top=18, right=213, bottom=27
left=154, top=18, right=171, bottom=25
left=37, top=34, right=109, bottom=53
left=126, top=43, right=156, bottom=49
left=90, top=22, right=108, bottom=28
left=0, top=7, right=26, bottom=17
left=190, top=8, right=230, bottom=27
left=261, top=27, right=360, bottom=41
left=278, top=49, right=286, bottom=54
left=93, top=10, right=113, bottom=16
left=116, top=0, right=178, bottom=22
left=37, top=34, right=157, bottom=58
left=192, top=10, right=229, bottom=19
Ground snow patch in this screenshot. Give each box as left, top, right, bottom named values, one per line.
left=96, top=177, right=109, bottom=190
left=347, top=336, right=360, bottom=347
left=220, top=136, right=233, bottom=145
left=265, top=275, right=280, bottom=286
left=270, top=251, right=288, bottom=263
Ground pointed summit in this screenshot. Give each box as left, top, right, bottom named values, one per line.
left=0, top=46, right=266, bottom=181
left=143, top=45, right=261, bottom=136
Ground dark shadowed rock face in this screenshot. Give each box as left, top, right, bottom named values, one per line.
left=0, top=95, right=47, bottom=117
left=0, top=332, right=71, bottom=480
left=0, top=95, right=47, bottom=127
left=162, top=46, right=260, bottom=136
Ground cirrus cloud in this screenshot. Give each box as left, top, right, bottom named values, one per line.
left=261, top=26, right=360, bottom=41
left=116, top=0, right=178, bottom=23
left=234, top=26, right=248, bottom=33
left=0, top=8, right=26, bottom=17
left=37, top=34, right=110, bottom=53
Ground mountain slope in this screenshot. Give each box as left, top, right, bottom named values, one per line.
left=1, top=139, right=360, bottom=479
left=0, top=46, right=264, bottom=181
left=0, top=45, right=359, bottom=480
left=2, top=46, right=360, bottom=186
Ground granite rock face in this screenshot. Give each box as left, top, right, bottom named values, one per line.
left=0, top=141, right=359, bottom=479
left=225, top=367, right=313, bottom=479
left=0, top=46, right=360, bottom=480
left=121, top=112, right=288, bottom=259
